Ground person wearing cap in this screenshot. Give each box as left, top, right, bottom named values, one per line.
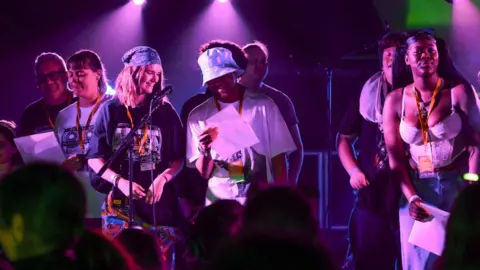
left=87, top=46, right=186, bottom=266
left=186, top=45, right=297, bottom=206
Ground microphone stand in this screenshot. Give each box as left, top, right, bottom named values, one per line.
left=98, top=87, right=172, bottom=229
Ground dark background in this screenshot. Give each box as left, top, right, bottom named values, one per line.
left=0, top=0, right=472, bottom=265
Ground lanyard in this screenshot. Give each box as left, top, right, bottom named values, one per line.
left=76, top=95, right=103, bottom=152
left=213, top=90, right=245, bottom=115
left=412, top=78, right=443, bottom=146
left=125, top=105, right=149, bottom=155
left=45, top=93, right=73, bottom=129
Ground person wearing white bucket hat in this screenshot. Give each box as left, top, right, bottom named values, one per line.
left=186, top=44, right=297, bottom=206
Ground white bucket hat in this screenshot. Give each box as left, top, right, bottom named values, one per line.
left=197, top=47, right=244, bottom=85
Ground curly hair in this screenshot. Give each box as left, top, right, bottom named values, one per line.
left=198, top=40, right=248, bottom=69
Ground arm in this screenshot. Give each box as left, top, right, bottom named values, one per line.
left=454, top=84, right=480, bottom=174
left=336, top=133, right=359, bottom=174
left=266, top=100, right=297, bottom=184
left=186, top=111, right=215, bottom=179
left=195, top=151, right=215, bottom=179
left=287, top=124, right=304, bottom=184
left=272, top=153, right=288, bottom=184
left=336, top=97, right=370, bottom=189
left=159, top=103, right=186, bottom=181
left=383, top=91, right=416, bottom=201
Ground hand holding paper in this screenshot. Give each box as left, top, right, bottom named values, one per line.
left=205, top=105, right=259, bottom=160
left=408, top=202, right=450, bottom=256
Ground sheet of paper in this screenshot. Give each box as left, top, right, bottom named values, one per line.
left=206, top=105, right=260, bottom=160
left=14, top=131, right=66, bottom=164
left=408, top=202, right=450, bottom=256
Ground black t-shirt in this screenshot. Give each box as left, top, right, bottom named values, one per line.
left=339, top=96, right=400, bottom=215
left=18, top=96, right=77, bottom=137
left=88, top=97, right=185, bottom=227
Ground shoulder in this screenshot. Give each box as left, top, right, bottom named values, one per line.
left=21, top=98, right=44, bottom=117
left=102, top=96, right=121, bottom=108
left=451, top=82, right=474, bottom=96
left=261, top=84, right=293, bottom=105
left=385, top=87, right=405, bottom=103
left=57, top=101, right=77, bottom=119
left=245, top=90, right=276, bottom=106
left=188, top=97, right=214, bottom=122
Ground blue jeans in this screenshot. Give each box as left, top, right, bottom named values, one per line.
left=399, top=171, right=462, bottom=270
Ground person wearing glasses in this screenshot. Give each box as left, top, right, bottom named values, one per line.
left=18, top=52, right=76, bottom=137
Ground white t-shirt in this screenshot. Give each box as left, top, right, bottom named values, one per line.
left=55, top=99, right=107, bottom=218
left=186, top=90, right=296, bottom=205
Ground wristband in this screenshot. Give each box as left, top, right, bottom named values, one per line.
left=348, top=167, right=360, bottom=176
left=111, top=174, right=121, bottom=187
left=198, top=145, right=210, bottom=157
left=408, top=195, right=421, bottom=204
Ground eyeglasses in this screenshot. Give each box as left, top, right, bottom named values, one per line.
left=37, top=70, right=66, bottom=84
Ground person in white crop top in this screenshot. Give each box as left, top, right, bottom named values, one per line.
left=383, top=31, right=480, bottom=270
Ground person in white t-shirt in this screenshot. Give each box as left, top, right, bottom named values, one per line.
left=186, top=45, right=297, bottom=206
left=55, top=50, right=110, bottom=228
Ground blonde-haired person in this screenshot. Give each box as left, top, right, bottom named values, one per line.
left=87, top=46, right=186, bottom=268
left=55, top=49, right=112, bottom=230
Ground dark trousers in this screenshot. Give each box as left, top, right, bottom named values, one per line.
left=343, top=207, right=400, bottom=270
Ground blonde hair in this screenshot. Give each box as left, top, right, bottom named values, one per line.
left=115, top=65, right=165, bottom=108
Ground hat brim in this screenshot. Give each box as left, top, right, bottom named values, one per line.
left=202, top=67, right=244, bottom=86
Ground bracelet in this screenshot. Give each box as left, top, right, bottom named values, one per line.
left=348, top=167, right=360, bottom=176
left=111, top=174, right=121, bottom=187
left=408, top=195, right=421, bottom=204
left=198, top=145, right=210, bottom=157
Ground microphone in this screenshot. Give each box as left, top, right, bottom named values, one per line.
left=151, top=85, right=173, bottom=101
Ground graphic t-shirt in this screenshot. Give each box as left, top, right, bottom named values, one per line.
left=54, top=95, right=111, bottom=218
left=88, top=97, right=185, bottom=226
left=18, top=95, right=77, bottom=137
left=186, top=90, right=296, bottom=205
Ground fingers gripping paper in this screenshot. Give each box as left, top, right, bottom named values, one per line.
left=206, top=105, right=260, bottom=160
left=14, top=131, right=66, bottom=164
left=408, top=202, right=450, bottom=256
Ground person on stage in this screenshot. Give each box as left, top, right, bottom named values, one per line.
left=186, top=44, right=296, bottom=206
left=178, top=40, right=250, bottom=221
left=18, top=52, right=75, bottom=136
left=383, top=31, right=480, bottom=270
left=55, top=49, right=112, bottom=229
left=240, top=41, right=304, bottom=184
left=87, top=46, right=186, bottom=266
left=337, top=32, right=407, bottom=270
